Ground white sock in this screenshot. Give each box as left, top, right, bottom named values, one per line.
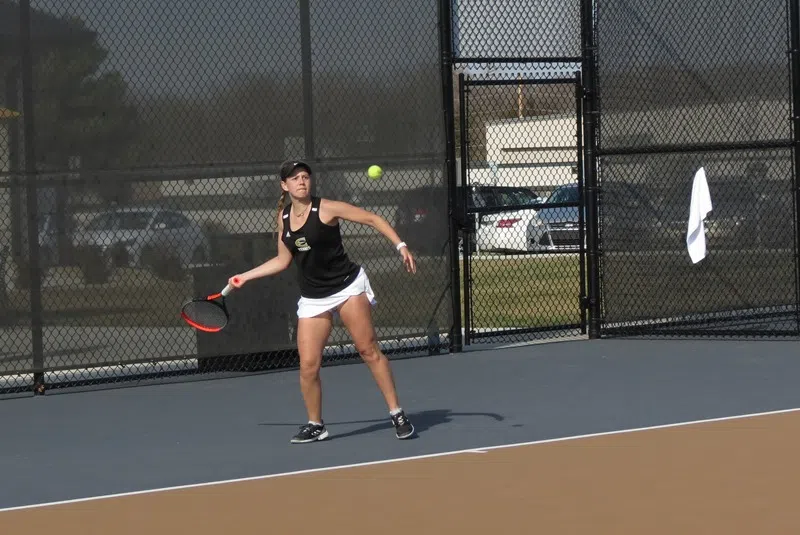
left=389, top=407, right=403, bottom=416
left=309, top=420, right=322, bottom=426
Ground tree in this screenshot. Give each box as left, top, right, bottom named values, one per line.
left=31, top=15, right=140, bottom=201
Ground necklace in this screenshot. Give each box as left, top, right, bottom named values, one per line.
left=293, top=203, right=309, bottom=217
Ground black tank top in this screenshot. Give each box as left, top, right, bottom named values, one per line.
left=281, top=196, right=361, bottom=298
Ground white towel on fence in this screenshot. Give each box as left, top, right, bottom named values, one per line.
left=686, top=167, right=713, bottom=264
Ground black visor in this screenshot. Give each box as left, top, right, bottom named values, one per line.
left=280, top=160, right=312, bottom=179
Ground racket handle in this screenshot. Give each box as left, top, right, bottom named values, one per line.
left=221, top=277, right=240, bottom=296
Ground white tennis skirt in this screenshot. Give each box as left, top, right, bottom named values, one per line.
left=297, top=266, right=377, bottom=319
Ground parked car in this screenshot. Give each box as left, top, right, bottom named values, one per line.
left=525, top=183, right=585, bottom=252
left=702, top=178, right=770, bottom=250
left=473, top=187, right=544, bottom=252
left=73, top=207, right=211, bottom=281
left=395, top=185, right=544, bottom=255
left=600, top=177, right=782, bottom=253
left=531, top=181, right=685, bottom=253
left=394, top=186, right=450, bottom=256
left=35, top=212, right=78, bottom=268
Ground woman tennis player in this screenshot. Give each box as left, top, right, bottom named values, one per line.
left=228, top=160, right=417, bottom=443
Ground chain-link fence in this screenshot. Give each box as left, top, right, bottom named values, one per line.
left=592, top=0, right=799, bottom=336
left=450, top=0, right=585, bottom=346
left=1, top=0, right=450, bottom=395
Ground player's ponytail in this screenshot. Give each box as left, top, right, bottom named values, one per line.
left=276, top=190, right=286, bottom=225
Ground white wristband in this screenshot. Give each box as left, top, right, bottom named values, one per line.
left=396, top=241, right=407, bottom=251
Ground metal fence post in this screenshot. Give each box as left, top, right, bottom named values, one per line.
left=581, top=0, right=601, bottom=339
left=575, top=71, right=588, bottom=335
left=457, top=73, right=471, bottom=347
left=299, top=0, right=315, bottom=162
left=19, top=0, right=45, bottom=392
left=789, top=0, right=800, bottom=333
left=439, top=0, right=462, bottom=353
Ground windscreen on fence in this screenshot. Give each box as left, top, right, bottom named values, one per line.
left=0, top=0, right=449, bottom=394
left=594, top=0, right=798, bottom=336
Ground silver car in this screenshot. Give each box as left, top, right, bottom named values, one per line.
left=73, top=207, right=210, bottom=275
left=528, top=183, right=585, bottom=252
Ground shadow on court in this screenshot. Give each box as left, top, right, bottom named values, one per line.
left=258, top=409, right=506, bottom=440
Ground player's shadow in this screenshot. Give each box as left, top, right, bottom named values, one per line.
left=259, top=408, right=505, bottom=440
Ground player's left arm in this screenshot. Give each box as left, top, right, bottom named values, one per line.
left=321, top=199, right=416, bottom=273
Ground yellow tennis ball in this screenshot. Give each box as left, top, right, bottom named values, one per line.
left=367, top=165, right=383, bottom=180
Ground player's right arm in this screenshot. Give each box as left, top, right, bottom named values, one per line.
left=229, top=217, right=293, bottom=287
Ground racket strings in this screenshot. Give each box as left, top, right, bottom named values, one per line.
left=182, top=300, right=228, bottom=329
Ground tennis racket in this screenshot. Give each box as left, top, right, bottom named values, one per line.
left=180, top=278, right=240, bottom=332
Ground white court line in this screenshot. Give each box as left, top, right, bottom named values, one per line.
left=1, top=406, right=798, bottom=514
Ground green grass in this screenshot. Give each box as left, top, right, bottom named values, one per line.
left=6, top=250, right=793, bottom=336
left=600, top=248, right=797, bottom=323
left=4, top=256, right=585, bottom=331
left=461, top=255, right=583, bottom=329
left=7, top=267, right=193, bottom=328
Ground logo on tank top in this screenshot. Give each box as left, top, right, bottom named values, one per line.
left=294, top=237, right=311, bottom=251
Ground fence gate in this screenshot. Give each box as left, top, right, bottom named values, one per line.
left=458, top=73, right=588, bottom=345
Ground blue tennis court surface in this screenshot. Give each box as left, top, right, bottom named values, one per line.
left=1, top=338, right=799, bottom=511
